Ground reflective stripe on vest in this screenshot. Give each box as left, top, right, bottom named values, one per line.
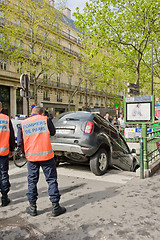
left=0, top=114, right=10, bottom=156
left=21, top=115, right=54, bottom=161
left=0, top=147, right=9, bottom=151
left=26, top=149, right=53, bottom=156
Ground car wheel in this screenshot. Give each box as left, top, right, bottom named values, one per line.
left=90, top=148, right=109, bottom=176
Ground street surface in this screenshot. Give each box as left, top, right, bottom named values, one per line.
left=1, top=161, right=160, bottom=240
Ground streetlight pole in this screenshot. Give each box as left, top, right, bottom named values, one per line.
left=151, top=41, right=153, bottom=95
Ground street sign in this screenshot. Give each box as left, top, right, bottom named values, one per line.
left=31, top=104, right=36, bottom=109
left=127, top=83, right=139, bottom=96
left=127, top=83, right=139, bottom=89
left=20, top=89, right=25, bottom=97
left=128, top=89, right=140, bottom=95
left=20, top=73, right=30, bottom=90
left=20, top=74, right=25, bottom=90
left=115, top=103, right=119, bottom=108
left=20, top=73, right=30, bottom=117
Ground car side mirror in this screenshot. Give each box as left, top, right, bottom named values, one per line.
left=131, top=148, right=136, bottom=154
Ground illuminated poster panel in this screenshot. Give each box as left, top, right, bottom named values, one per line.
left=126, top=102, right=152, bottom=122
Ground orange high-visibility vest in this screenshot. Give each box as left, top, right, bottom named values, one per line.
left=21, top=115, right=54, bottom=161
left=0, top=113, right=10, bottom=156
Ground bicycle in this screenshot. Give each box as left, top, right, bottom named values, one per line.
left=13, top=147, right=27, bottom=167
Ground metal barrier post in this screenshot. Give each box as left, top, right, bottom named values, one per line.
left=141, top=124, right=148, bottom=169
left=140, top=138, right=144, bottom=179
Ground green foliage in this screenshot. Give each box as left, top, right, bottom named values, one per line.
left=74, top=0, right=160, bottom=98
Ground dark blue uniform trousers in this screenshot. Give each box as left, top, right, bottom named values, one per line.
left=27, top=158, right=60, bottom=204
left=0, top=155, right=10, bottom=196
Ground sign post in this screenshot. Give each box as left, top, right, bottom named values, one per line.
left=20, top=74, right=30, bottom=117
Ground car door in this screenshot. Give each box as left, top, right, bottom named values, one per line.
left=112, top=133, right=133, bottom=170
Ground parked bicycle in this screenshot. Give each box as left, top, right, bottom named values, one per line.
left=13, top=147, right=27, bottom=167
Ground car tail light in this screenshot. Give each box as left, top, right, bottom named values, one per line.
left=85, top=121, right=93, bottom=133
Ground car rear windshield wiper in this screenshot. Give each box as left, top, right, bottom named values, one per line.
left=66, top=118, right=80, bottom=121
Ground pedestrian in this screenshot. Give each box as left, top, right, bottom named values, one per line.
left=104, top=112, right=111, bottom=123
left=118, top=113, right=125, bottom=135
left=0, top=101, right=15, bottom=206
left=111, top=115, right=119, bottom=126
left=17, top=105, right=66, bottom=217
left=49, top=113, right=53, bottom=120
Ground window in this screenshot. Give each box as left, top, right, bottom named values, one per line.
left=57, top=92, right=62, bottom=102
left=43, top=72, right=48, bottom=84
left=43, top=90, right=50, bottom=101
left=43, top=50, right=48, bottom=60
left=55, top=23, right=59, bottom=33
left=78, top=63, right=82, bottom=73
left=30, top=87, right=35, bottom=98
left=17, top=62, right=22, bottom=73
left=68, top=76, right=72, bottom=87
left=56, top=55, right=61, bottom=64
left=0, top=60, right=7, bottom=70
left=68, top=43, right=71, bottom=53
left=58, top=38, right=60, bottom=45
left=90, top=96, right=93, bottom=105
left=77, top=38, right=81, bottom=44
left=68, top=29, right=70, bottom=39
left=68, top=59, right=72, bottom=68
left=79, top=95, right=83, bottom=103
left=57, top=73, right=61, bottom=86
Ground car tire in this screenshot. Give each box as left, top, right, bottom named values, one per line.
left=90, top=148, right=109, bottom=176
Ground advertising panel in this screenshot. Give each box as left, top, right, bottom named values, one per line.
left=126, top=102, right=152, bottom=122
left=124, top=96, right=154, bottom=124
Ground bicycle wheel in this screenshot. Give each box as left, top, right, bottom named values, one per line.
left=13, top=147, right=27, bottom=167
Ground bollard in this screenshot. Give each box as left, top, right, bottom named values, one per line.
left=140, top=138, right=144, bottom=179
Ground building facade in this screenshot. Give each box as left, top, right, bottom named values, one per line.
left=0, top=2, right=121, bottom=117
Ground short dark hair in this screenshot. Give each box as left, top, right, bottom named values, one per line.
left=32, top=106, right=43, bottom=115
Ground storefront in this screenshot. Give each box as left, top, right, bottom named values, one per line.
left=0, top=85, right=10, bottom=115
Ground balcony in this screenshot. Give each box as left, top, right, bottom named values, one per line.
left=79, top=101, right=83, bottom=104
left=62, top=46, right=81, bottom=58
left=55, top=27, right=81, bottom=45
left=43, top=97, right=50, bottom=101
left=57, top=98, right=62, bottom=102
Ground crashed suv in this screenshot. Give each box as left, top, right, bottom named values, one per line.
left=51, top=111, right=139, bottom=176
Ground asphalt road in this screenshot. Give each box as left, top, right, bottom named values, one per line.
left=1, top=161, right=160, bottom=240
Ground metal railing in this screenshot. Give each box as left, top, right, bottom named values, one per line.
left=140, top=123, right=160, bottom=179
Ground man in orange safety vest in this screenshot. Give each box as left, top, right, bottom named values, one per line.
left=17, top=105, right=66, bottom=217
left=0, top=101, right=15, bottom=206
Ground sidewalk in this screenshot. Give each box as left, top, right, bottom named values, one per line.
left=1, top=163, right=160, bottom=240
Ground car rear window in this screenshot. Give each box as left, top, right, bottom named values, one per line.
left=53, top=112, right=92, bottom=122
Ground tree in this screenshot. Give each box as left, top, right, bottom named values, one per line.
left=1, top=0, right=68, bottom=104
left=74, top=0, right=160, bottom=90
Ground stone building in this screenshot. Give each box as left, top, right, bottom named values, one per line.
left=0, top=1, right=120, bottom=117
